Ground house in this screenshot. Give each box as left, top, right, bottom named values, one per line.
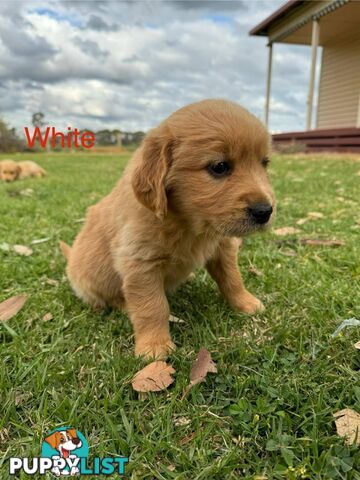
left=250, top=0, right=360, bottom=152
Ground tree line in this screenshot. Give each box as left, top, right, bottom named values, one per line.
left=0, top=112, right=145, bottom=152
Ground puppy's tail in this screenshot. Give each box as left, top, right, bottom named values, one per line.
left=59, top=240, right=72, bottom=261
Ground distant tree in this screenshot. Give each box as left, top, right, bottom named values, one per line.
left=32, top=112, right=45, bottom=128
left=0, top=118, right=24, bottom=152
left=122, top=130, right=145, bottom=147
left=31, top=112, right=50, bottom=151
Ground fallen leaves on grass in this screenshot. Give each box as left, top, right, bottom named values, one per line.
left=334, top=408, right=360, bottom=445
left=181, top=348, right=217, bottom=399
left=296, top=211, right=324, bottom=225
left=0, top=295, right=27, bottom=322
left=7, top=188, right=34, bottom=198
left=20, top=188, right=34, bottom=197
left=179, top=431, right=196, bottom=446
left=174, top=416, right=191, bottom=426
left=131, top=361, right=175, bottom=392
left=248, top=266, right=263, bottom=277
left=31, top=237, right=50, bottom=245
left=169, top=314, right=185, bottom=324
left=45, top=278, right=59, bottom=286
left=354, top=341, right=360, bottom=350
left=331, top=318, right=360, bottom=338
left=42, top=312, right=53, bottom=322
left=274, top=227, right=301, bottom=236
left=307, top=211, right=324, bottom=219
left=13, top=245, right=33, bottom=256
left=300, top=238, right=345, bottom=247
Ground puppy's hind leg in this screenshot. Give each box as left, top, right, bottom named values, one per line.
left=206, top=238, right=264, bottom=314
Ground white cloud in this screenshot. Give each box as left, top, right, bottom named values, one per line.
left=0, top=0, right=313, bottom=135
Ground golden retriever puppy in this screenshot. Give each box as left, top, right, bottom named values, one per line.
left=61, top=99, right=275, bottom=359
left=0, top=159, right=20, bottom=182
left=18, top=161, right=46, bottom=179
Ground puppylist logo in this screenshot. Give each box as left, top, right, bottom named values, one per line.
left=9, top=427, right=129, bottom=476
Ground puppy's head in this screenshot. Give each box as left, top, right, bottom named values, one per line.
left=0, top=160, right=20, bottom=182
left=132, top=99, right=275, bottom=236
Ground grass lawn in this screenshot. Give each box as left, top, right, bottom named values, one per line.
left=1, top=152, right=360, bottom=479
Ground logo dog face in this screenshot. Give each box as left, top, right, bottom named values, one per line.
left=44, top=428, right=82, bottom=458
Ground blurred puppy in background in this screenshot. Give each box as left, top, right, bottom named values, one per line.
left=18, top=161, right=46, bottom=179
left=0, top=159, right=20, bottom=182
left=61, top=99, right=275, bottom=359
left=0, top=159, right=46, bottom=182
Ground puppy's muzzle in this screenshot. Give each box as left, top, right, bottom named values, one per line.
left=247, top=203, right=273, bottom=225
left=72, top=437, right=81, bottom=446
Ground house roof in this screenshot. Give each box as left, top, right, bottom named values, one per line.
left=249, top=0, right=304, bottom=36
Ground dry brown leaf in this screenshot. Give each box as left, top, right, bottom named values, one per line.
left=20, top=188, right=34, bottom=197
left=42, top=312, right=53, bottom=322
left=174, top=416, right=191, bottom=426
left=248, top=266, right=263, bottom=277
left=13, top=245, right=33, bottom=256
left=0, top=295, right=27, bottom=322
left=296, top=218, right=308, bottom=225
left=354, top=341, right=360, bottom=350
left=274, top=227, right=301, bottom=236
left=31, top=237, right=50, bottom=245
left=179, top=431, right=196, bottom=446
left=169, top=314, right=185, bottom=324
left=181, top=348, right=217, bottom=399
left=167, top=465, right=176, bottom=472
left=334, top=408, right=360, bottom=445
left=0, top=426, right=11, bottom=443
left=46, top=278, right=59, bottom=286
left=131, top=361, right=175, bottom=392
left=307, top=211, right=324, bottom=219
left=300, top=238, right=345, bottom=247
left=0, top=242, right=10, bottom=252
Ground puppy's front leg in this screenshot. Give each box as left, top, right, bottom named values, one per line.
left=122, top=265, right=175, bottom=359
left=206, top=238, right=264, bottom=314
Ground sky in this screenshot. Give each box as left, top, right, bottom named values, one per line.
left=0, top=0, right=314, bottom=135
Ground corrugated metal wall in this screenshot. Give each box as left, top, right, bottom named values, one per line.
left=317, top=32, right=360, bottom=129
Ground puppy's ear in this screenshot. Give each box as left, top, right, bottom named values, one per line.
left=44, top=431, right=61, bottom=450
left=132, top=125, right=173, bottom=220
left=67, top=428, right=77, bottom=439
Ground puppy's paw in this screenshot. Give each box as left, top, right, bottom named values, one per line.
left=233, top=291, right=265, bottom=315
left=135, top=337, right=176, bottom=360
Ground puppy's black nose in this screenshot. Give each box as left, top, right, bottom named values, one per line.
left=72, top=437, right=81, bottom=445
left=248, top=203, right=273, bottom=224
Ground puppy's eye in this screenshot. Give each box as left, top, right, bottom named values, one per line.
left=261, top=157, right=270, bottom=168
left=208, top=161, right=231, bottom=178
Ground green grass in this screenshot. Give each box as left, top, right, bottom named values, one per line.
left=0, top=152, right=360, bottom=479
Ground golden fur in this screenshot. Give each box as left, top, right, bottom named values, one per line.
left=0, top=159, right=20, bottom=182
left=62, top=99, right=275, bottom=359
left=0, top=159, right=46, bottom=181
left=18, top=161, right=46, bottom=179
